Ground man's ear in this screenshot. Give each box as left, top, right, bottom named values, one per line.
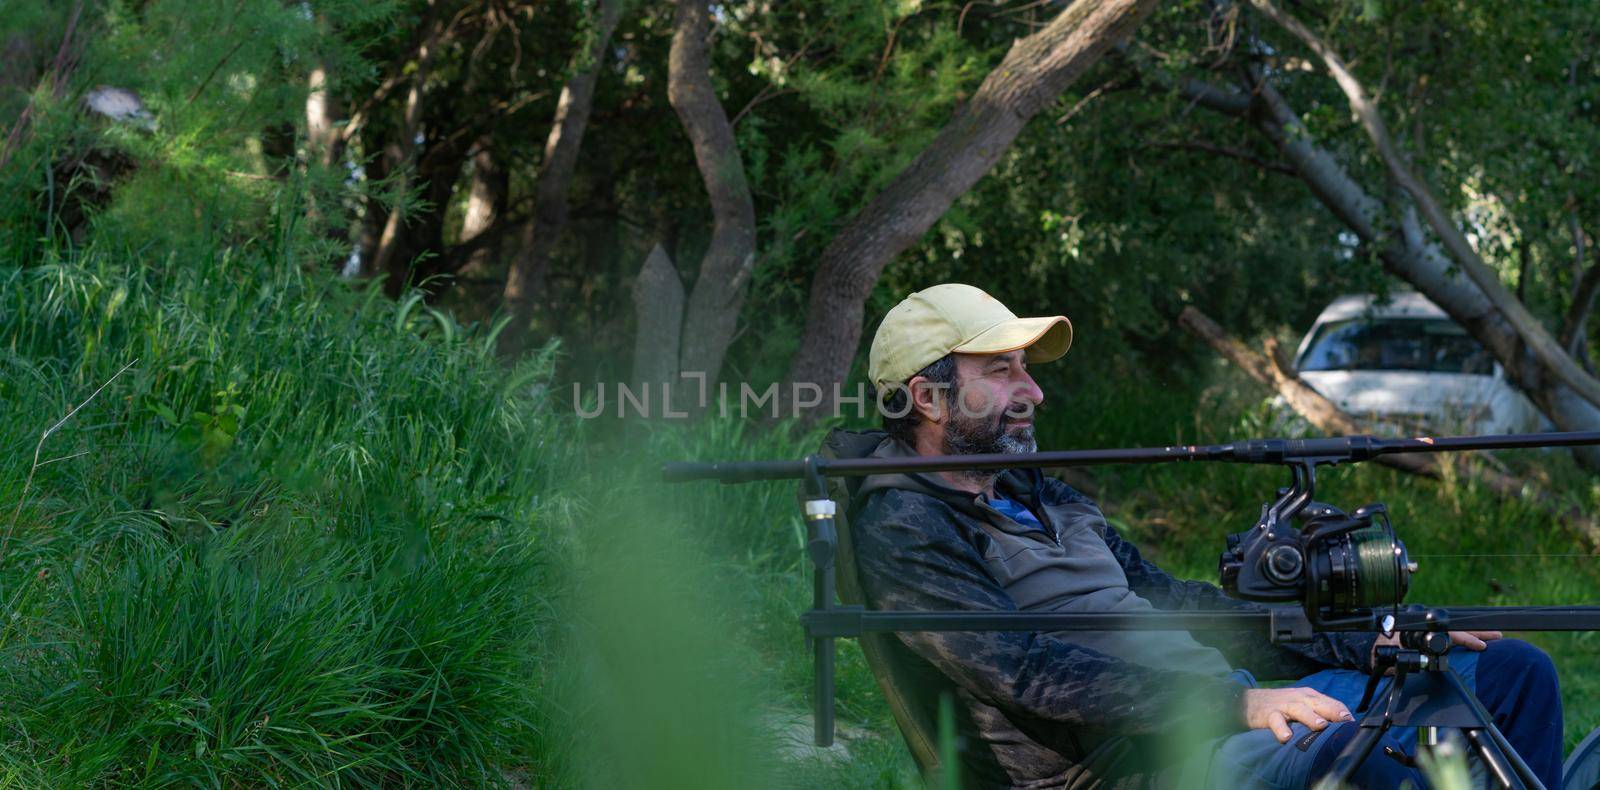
left=907, top=375, right=950, bottom=425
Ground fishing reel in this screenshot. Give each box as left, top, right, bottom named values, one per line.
left=1219, top=466, right=1417, bottom=628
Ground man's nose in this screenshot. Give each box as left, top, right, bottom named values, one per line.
left=1015, top=368, right=1044, bottom=406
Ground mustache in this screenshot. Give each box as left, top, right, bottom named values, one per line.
left=1000, top=405, right=1037, bottom=424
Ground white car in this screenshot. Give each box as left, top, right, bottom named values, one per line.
left=1291, top=293, right=1545, bottom=435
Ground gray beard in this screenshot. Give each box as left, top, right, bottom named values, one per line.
left=942, top=411, right=1037, bottom=489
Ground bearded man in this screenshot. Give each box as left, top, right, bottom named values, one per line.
left=820, top=283, right=1562, bottom=788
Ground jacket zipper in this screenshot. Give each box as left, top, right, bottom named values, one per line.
left=978, top=496, right=1059, bottom=546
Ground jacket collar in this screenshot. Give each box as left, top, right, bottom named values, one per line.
left=822, top=428, right=1050, bottom=525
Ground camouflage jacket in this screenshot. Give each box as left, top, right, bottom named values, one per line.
left=827, top=429, right=1376, bottom=788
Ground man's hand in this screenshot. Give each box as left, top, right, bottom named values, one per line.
left=1242, top=687, right=1353, bottom=743
left=1448, top=630, right=1503, bottom=650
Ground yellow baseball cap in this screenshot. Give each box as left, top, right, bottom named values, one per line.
left=868, top=283, right=1073, bottom=391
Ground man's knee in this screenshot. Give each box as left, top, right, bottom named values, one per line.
left=1481, top=638, right=1557, bottom=685
left=1477, top=638, right=1565, bottom=787
left=1476, top=637, right=1562, bottom=726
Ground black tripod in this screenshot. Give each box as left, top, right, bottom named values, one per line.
left=1325, top=613, right=1545, bottom=789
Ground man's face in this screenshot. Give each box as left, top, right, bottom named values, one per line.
left=943, top=350, right=1045, bottom=455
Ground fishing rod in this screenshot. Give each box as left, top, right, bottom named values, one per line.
left=661, top=430, right=1600, bottom=483
left=665, top=430, right=1600, bottom=788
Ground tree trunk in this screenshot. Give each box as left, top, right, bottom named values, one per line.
left=456, top=135, right=506, bottom=276
left=304, top=63, right=353, bottom=265
left=500, top=0, right=625, bottom=352
left=305, top=64, right=346, bottom=168
left=664, top=0, right=758, bottom=395
left=1562, top=212, right=1597, bottom=361
left=408, top=137, right=472, bottom=290
left=783, top=0, right=1160, bottom=406
left=352, top=148, right=393, bottom=277
left=373, top=18, right=444, bottom=297
left=452, top=162, right=504, bottom=272
left=632, top=244, right=686, bottom=388
left=260, top=121, right=295, bottom=177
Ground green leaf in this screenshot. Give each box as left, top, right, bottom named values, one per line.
left=151, top=403, right=179, bottom=425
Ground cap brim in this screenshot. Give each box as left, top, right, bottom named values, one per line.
left=952, top=315, right=1073, bottom=363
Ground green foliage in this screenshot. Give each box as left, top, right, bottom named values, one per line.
left=1144, top=0, right=1600, bottom=330
left=8, top=0, right=428, bottom=273
left=721, top=2, right=1004, bottom=382
left=0, top=227, right=575, bottom=783
left=703, top=0, right=1600, bottom=392
left=0, top=4, right=576, bottom=777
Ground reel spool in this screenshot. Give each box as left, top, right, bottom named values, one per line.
left=1222, top=502, right=1415, bottom=624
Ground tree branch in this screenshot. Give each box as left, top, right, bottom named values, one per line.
left=1143, top=139, right=1295, bottom=176
left=1054, top=78, right=1121, bottom=125
left=786, top=0, right=1160, bottom=403
left=1561, top=211, right=1598, bottom=355
left=186, top=36, right=249, bottom=105
left=1, top=1, right=83, bottom=170
left=370, top=13, right=446, bottom=295
left=1179, top=306, right=1438, bottom=476
left=1169, top=67, right=1600, bottom=468
left=1171, top=75, right=1251, bottom=116
left=339, top=5, right=474, bottom=145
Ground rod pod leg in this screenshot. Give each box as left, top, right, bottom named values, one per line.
left=805, top=500, right=837, bottom=747
left=1465, top=729, right=1524, bottom=789
left=1443, top=667, right=1545, bottom=790
left=802, top=456, right=839, bottom=748
left=1324, top=720, right=1393, bottom=786
left=1325, top=664, right=1546, bottom=790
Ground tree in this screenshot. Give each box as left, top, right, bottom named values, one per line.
left=628, top=0, right=757, bottom=404
left=369, top=10, right=448, bottom=294
left=322, top=0, right=585, bottom=290
left=501, top=0, right=626, bottom=352
left=783, top=0, right=1161, bottom=409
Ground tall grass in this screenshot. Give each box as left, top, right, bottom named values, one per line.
left=0, top=232, right=576, bottom=784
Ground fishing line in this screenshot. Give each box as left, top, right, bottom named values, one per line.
left=1410, top=552, right=1596, bottom=559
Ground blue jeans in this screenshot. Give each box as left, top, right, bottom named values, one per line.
left=1206, top=639, right=1563, bottom=788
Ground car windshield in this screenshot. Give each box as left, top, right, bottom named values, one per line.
left=1299, top=318, right=1495, bottom=375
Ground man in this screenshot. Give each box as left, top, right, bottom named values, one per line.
left=825, top=284, right=1563, bottom=788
